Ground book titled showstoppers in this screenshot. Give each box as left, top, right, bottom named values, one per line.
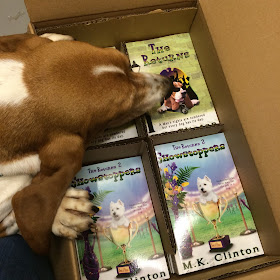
left=155, top=133, right=264, bottom=274
left=72, top=156, right=170, bottom=280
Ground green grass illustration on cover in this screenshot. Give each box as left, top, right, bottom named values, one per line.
left=72, top=156, right=170, bottom=280
left=125, top=33, right=219, bottom=135
left=155, top=133, right=264, bottom=275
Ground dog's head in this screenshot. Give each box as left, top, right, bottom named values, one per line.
left=197, top=175, right=213, bottom=196
left=23, top=41, right=173, bottom=141
left=87, top=47, right=173, bottom=129
left=110, top=199, right=125, bottom=220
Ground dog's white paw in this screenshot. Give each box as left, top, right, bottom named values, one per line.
left=191, top=99, right=200, bottom=106
left=0, top=211, right=19, bottom=237
left=157, top=104, right=168, bottom=113
left=212, top=196, right=218, bottom=203
left=40, top=33, right=74, bottom=42
left=199, top=198, right=207, bottom=205
left=52, top=187, right=97, bottom=239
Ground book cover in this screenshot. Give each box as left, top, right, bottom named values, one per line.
left=89, top=121, right=138, bottom=146
left=72, top=156, right=170, bottom=280
left=155, top=133, right=264, bottom=275
left=125, top=33, right=219, bottom=135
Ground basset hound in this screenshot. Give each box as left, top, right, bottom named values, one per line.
left=0, top=33, right=171, bottom=255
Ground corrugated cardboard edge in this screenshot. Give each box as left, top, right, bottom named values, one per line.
left=34, top=7, right=197, bottom=36
left=209, top=259, right=280, bottom=280
left=24, top=0, right=197, bottom=24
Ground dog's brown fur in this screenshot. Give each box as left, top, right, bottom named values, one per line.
left=0, top=34, right=170, bottom=254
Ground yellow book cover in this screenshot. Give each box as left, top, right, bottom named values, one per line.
left=125, top=33, right=219, bottom=135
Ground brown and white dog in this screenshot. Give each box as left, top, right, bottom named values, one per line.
left=0, top=33, right=171, bottom=255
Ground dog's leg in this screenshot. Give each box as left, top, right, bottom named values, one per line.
left=145, top=113, right=155, bottom=133
left=191, top=99, right=200, bottom=106
left=157, top=103, right=169, bottom=113
left=12, top=134, right=87, bottom=255
left=52, top=187, right=96, bottom=239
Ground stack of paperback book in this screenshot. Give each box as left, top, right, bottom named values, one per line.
left=154, top=133, right=263, bottom=274
left=73, top=157, right=170, bottom=280
left=71, top=33, right=264, bottom=280
left=125, top=33, right=219, bottom=135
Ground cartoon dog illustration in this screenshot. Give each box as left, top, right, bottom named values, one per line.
left=158, top=81, right=199, bottom=114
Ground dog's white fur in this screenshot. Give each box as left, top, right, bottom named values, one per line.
left=0, top=154, right=41, bottom=176
left=110, top=199, right=130, bottom=229
left=197, top=175, right=218, bottom=204
left=0, top=59, right=29, bottom=106
left=92, top=65, right=126, bottom=76
left=39, top=33, right=74, bottom=42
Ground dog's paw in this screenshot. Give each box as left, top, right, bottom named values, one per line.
left=157, top=107, right=167, bottom=113
left=180, top=104, right=189, bottom=114
left=212, top=196, right=218, bottom=203
left=199, top=198, right=207, bottom=205
left=52, top=187, right=98, bottom=239
left=40, top=33, right=74, bottom=42
left=191, top=99, right=200, bottom=106
left=0, top=211, right=19, bottom=237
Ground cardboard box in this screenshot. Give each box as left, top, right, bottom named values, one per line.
left=24, top=0, right=280, bottom=279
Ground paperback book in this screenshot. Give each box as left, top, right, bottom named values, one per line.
left=155, top=133, right=264, bottom=274
left=72, top=156, right=170, bottom=280
left=125, top=33, right=219, bottom=135
left=89, top=121, right=138, bottom=146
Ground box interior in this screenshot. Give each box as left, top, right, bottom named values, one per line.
left=24, top=0, right=197, bottom=27
left=25, top=1, right=280, bottom=279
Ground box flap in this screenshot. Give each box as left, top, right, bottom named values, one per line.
left=199, top=0, right=280, bottom=229
left=24, top=0, right=196, bottom=23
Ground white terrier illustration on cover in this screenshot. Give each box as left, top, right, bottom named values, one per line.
left=72, top=156, right=169, bottom=280
left=155, top=133, right=264, bottom=275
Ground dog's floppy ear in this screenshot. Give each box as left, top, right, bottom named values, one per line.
left=12, top=134, right=84, bottom=255
left=197, top=177, right=201, bottom=184
left=204, top=175, right=211, bottom=182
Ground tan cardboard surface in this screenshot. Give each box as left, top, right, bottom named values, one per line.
left=199, top=0, right=280, bottom=228
left=227, top=263, right=280, bottom=280
left=24, top=0, right=280, bottom=278
left=190, top=5, right=280, bottom=256
left=35, top=8, right=197, bottom=49
left=24, top=0, right=196, bottom=23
